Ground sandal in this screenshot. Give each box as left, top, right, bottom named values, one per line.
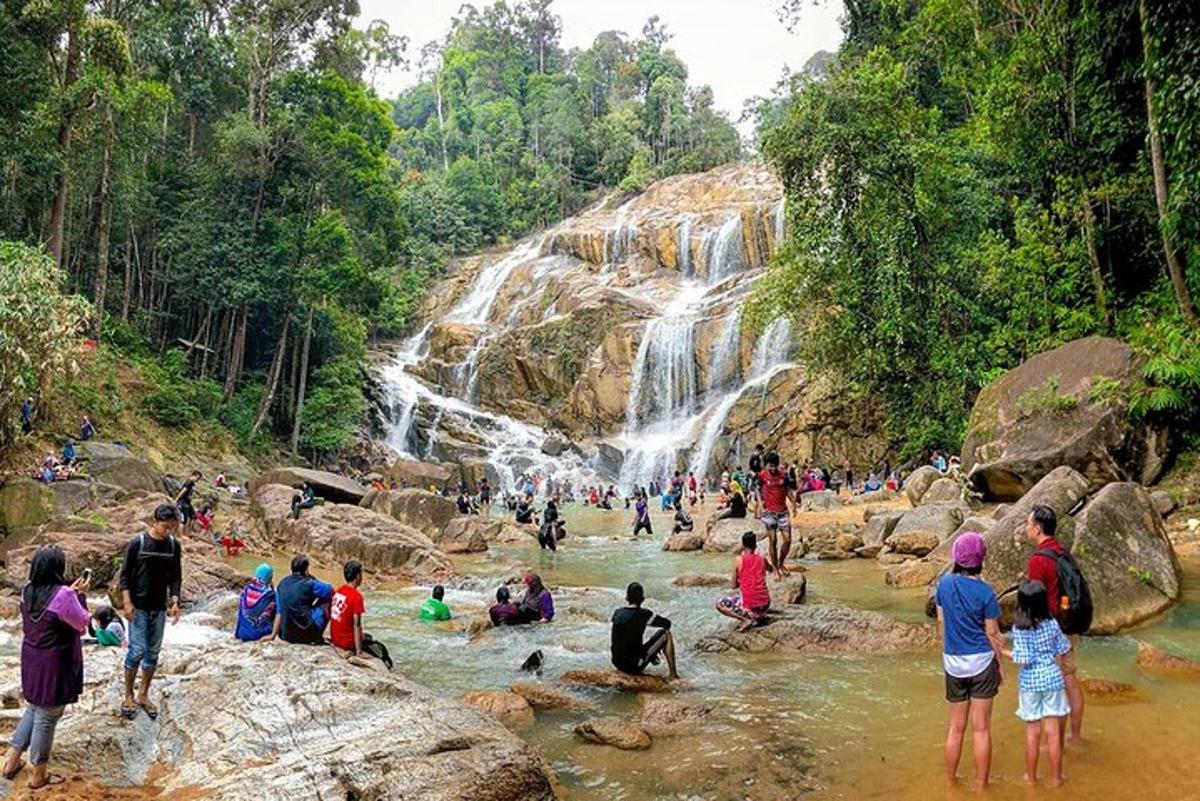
left=120, top=699, right=139, bottom=720
left=3, top=759, right=25, bottom=780
left=137, top=699, right=159, bottom=721
left=29, top=772, right=65, bottom=790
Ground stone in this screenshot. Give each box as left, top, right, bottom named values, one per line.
left=0, top=479, right=53, bottom=539
left=962, top=336, right=1170, bottom=500
left=846, top=488, right=899, bottom=505
left=1150, top=490, right=1177, bottom=518
left=885, top=561, right=942, bottom=588
left=2, top=640, right=556, bottom=799
left=638, top=696, right=712, bottom=737
left=885, top=530, right=940, bottom=557
left=799, top=490, right=841, bottom=511
left=74, top=441, right=161, bottom=493
left=862, top=511, right=904, bottom=548
left=662, top=532, right=704, bottom=551
left=835, top=532, right=863, bottom=553
left=1136, top=641, right=1200, bottom=675
left=573, top=717, right=652, bottom=750
left=855, top=544, right=882, bottom=559
left=904, top=466, right=943, bottom=506
left=878, top=553, right=913, bottom=565
left=252, top=484, right=451, bottom=577
left=817, top=549, right=854, bottom=560
left=386, top=457, right=454, bottom=489
left=540, top=433, right=569, bottom=456
left=889, top=504, right=966, bottom=549
left=694, top=605, right=935, bottom=654
left=362, top=488, right=458, bottom=539
left=673, top=572, right=728, bottom=587
left=1070, top=483, right=1181, bottom=634
left=778, top=573, right=807, bottom=604
left=439, top=516, right=493, bottom=554
left=509, top=682, right=593, bottom=711
left=992, top=504, right=1012, bottom=519
left=460, top=690, right=536, bottom=729
left=1079, top=678, right=1145, bottom=704
left=921, top=477, right=962, bottom=505
left=703, top=518, right=759, bottom=553
left=927, top=516, right=997, bottom=562
left=559, top=669, right=673, bottom=692
left=250, top=467, right=367, bottom=504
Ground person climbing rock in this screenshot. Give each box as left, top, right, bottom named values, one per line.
left=715, top=531, right=772, bottom=631
left=174, top=470, right=201, bottom=536
left=611, top=582, right=678, bottom=680
left=119, top=504, right=183, bottom=721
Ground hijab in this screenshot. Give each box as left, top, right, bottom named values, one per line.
left=25, top=545, right=67, bottom=618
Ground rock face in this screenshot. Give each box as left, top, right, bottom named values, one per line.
left=362, top=488, right=458, bottom=539
left=961, top=337, right=1170, bottom=500
left=4, top=641, right=556, bottom=799
left=252, top=484, right=451, bottom=577
left=75, top=441, right=161, bottom=493
left=250, top=467, right=367, bottom=504
left=0, top=479, right=54, bottom=540
left=574, top=717, right=652, bottom=750
left=703, top=518, right=759, bottom=552
left=694, top=605, right=935, bottom=654
left=460, top=690, right=535, bottom=729
left=905, top=466, right=942, bottom=506
left=439, top=517, right=492, bottom=554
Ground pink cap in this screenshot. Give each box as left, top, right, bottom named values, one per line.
left=952, top=531, right=987, bottom=569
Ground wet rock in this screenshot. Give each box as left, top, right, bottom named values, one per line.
left=878, top=553, right=913, bottom=565
left=251, top=484, right=451, bottom=577
left=250, top=466, right=367, bottom=504
left=1080, top=678, right=1145, bottom=704
left=905, top=466, right=943, bottom=506
left=559, top=669, right=674, bottom=693
left=594, top=441, right=626, bottom=478
left=1136, top=641, right=1200, bottom=675
left=385, top=457, right=454, bottom=489
left=673, top=572, right=728, bottom=587
left=74, top=441, right=161, bottom=493
left=862, top=511, right=904, bottom=548
left=1150, top=490, right=1177, bottom=518
left=962, top=336, right=1170, bottom=500
left=817, top=549, right=854, bottom=560
left=361, top=488, right=458, bottom=539
left=885, top=560, right=942, bottom=588
left=540, top=433, right=569, bottom=456
left=573, top=717, right=652, bottom=750
left=439, top=517, right=492, bottom=554
left=778, top=573, right=807, bottom=604
left=694, top=604, right=935, bottom=654
left=509, top=682, right=593, bottom=711
left=799, top=490, right=841, bottom=511
left=885, top=531, right=940, bottom=557
left=6, top=640, right=556, bottom=799
left=921, top=478, right=963, bottom=505
left=638, top=695, right=713, bottom=737
left=835, top=532, right=863, bottom=553
left=461, top=690, right=535, bottom=729
left=662, top=532, right=704, bottom=551
left=703, top=518, right=759, bottom=552
left=855, top=544, right=882, bottom=559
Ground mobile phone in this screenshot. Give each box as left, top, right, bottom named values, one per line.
left=80, top=568, right=92, bottom=583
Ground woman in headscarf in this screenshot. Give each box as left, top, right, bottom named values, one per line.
left=235, top=564, right=278, bottom=642
left=1, top=545, right=90, bottom=789
left=517, top=574, right=554, bottom=623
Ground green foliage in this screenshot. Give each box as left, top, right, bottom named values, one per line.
left=1014, top=377, right=1079, bottom=420
left=139, top=351, right=223, bottom=428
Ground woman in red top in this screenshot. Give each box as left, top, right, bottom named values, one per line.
left=715, top=531, right=773, bottom=631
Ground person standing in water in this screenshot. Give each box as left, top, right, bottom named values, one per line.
left=419, top=585, right=452, bottom=621
left=632, top=491, right=652, bottom=537
left=756, top=452, right=794, bottom=578
left=119, top=504, right=183, bottom=721
left=538, top=496, right=560, bottom=550
left=611, top=582, right=678, bottom=680
left=517, top=574, right=554, bottom=623
left=715, top=531, right=772, bottom=631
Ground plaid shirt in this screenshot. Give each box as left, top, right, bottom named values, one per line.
left=1010, top=618, right=1071, bottom=692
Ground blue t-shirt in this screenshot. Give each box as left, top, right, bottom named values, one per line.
left=935, top=573, right=1000, bottom=656
left=276, top=575, right=333, bottom=644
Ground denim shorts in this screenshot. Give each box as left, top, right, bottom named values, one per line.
left=125, top=608, right=167, bottom=671
left=1016, top=688, right=1070, bottom=722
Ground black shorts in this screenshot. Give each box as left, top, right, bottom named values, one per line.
left=633, top=520, right=652, bottom=536
left=616, top=628, right=669, bottom=674
left=178, top=502, right=196, bottom=523
left=945, top=658, right=1000, bottom=703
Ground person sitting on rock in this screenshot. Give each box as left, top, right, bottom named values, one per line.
left=611, top=582, right=678, bottom=681
left=672, top=507, right=694, bottom=535
left=456, top=490, right=477, bottom=515
left=861, top=473, right=883, bottom=493
left=715, top=531, right=772, bottom=632
left=419, top=585, right=451, bottom=621
left=488, top=586, right=522, bottom=626
left=291, top=482, right=316, bottom=519
left=330, top=560, right=393, bottom=668
left=88, top=605, right=127, bottom=647
left=275, top=555, right=332, bottom=645
left=61, top=439, right=76, bottom=467
left=714, top=481, right=747, bottom=522
left=517, top=574, right=554, bottom=623
left=235, top=564, right=277, bottom=642
left=514, top=497, right=534, bottom=525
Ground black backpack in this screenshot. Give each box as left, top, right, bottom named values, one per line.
left=1035, top=547, right=1093, bottom=635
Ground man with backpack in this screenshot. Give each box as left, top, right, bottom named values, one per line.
left=1025, top=505, right=1091, bottom=744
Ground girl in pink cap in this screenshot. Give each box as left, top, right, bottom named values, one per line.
left=934, top=532, right=1006, bottom=790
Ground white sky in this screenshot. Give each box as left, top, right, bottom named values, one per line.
left=358, top=0, right=845, bottom=135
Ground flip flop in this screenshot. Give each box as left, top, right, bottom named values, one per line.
left=120, top=699, right=139, bottom=720
left=28, top=772, right=65, bottom=790
left=3, top=758, right=25, bottom=780
left=137, top=700, right=159, bottom=720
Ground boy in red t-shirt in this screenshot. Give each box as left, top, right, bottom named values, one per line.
left=329, top=560, right=394, bottom=669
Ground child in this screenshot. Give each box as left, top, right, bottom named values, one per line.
left=195, top=504, right=214, bottom=541
left=330, top=560, right=393, bottom=668
left=89, top=606, right=127, bottom=647
left=1005, top=580, right=1072, bottom=787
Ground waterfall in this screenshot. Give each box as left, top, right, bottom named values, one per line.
left=380, top=324, right=432, bottom=455
left=701, top=215, right=747, bottom=284
left=773, top=199, right=785, bottom=250
left=750, top=316, right=793, bottom=377
left=678, top=216, right=693, bottom=276
left=448, top=238, right=542, bottom=325
left=626, top=316, right=699, bottom=427
left=707, top=306, right=742, bottom=393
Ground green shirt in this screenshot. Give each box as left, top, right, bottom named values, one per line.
left=419, top=598, right=451, bottom=621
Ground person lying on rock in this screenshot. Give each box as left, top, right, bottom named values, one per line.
left=517, top=574, right=554, bottom=623
left=275, top=554, right=332, bottom=645
left=715, top=531, right=772, bottom=632
left=331, top=560, right=394, bottom=669
left=3, top=545, right=90, bottom=790
left=235, top=564, right=278, bottom=642
left=119, top=503, right=182, bottom=721
left=611, top=582, right=678, bottom=681
left=488, top=586, right=522, bottom=626
left=291, top=482, right=316, bottom=519
left=419, top=585, right=452, bottom=621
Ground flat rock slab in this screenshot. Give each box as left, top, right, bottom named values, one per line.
left=509, top=682, right=593, bottom=711
left=673, top=572, right=728, bottom=587
left=251, top=467, right=367, bottom=504
left=694, top=604, right=936, bottom=654
left=573, top=717, right=651, bottom=750
left=558, top=669, right=674, bottom=693
left=1137, top=641, right=1200, bottom=675
left=637, top=695, right=713, bottom=737
left=1080, top=678, right=1146, bottom=704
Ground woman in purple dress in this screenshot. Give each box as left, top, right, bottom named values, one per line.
left=1, top=545, right=90, bottom=790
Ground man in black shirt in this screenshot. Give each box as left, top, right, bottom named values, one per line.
left=174, top=470, right=201, bottom=535
left=119, top=503, right=183, bottom=721
left=610, top=582, right=678, bottom=680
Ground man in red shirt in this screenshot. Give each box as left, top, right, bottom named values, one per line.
left=330, top=560, right=367, bottom=655
left=757, top=452, right=794, bottom=578
left=1025, top=505, right=1083, bottom=742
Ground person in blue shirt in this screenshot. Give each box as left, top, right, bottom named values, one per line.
left=20, top=398, right=35, bottom=434
left=932, top=451, right=948, bottom=472
left=61, top=440, right=76, bottom=466
left=274, top=555, right=332, bottom=645
left=934, top=532, right=1005, bottom=791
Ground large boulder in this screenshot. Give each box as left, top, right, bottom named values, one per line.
left=921, top=478, right=963, bottom=505
left=74, top=441, right=161, bottom=493
left=862, top=511, right=904, bottom=548
left=885, top=560, right=943, bottom=588
left=904, top=466, right=942, bottom=506
left=573, top=717, right=651, bottom=750
left=386, top=457, right=455, bottom=489
left=703, top=518, right=758, bottom=552
left=252, top=484, right=451, bottom=577
left=885, top=530, right=940, bottom=558
left=888, top=504, right=966, bottom=550
left=362, top=488, right=458, bottom=539
left=799, top=490, right=841, bottom=511
left=439, top=517, right=493, bottom=554
left=694, top=605, right=935, bottom=654
left=250, top=467, right=367, bottom=505
left=460, top=690, right=535, bottom=729
left=961, top=337, right=1170, bottom=501
left=662, top=532, right=704, bottom=551
left=1070, top=483, right=1181, bottom=634
left=0, top=640, right=556, bottom=799
left=0, top=479, right=53, bottom=540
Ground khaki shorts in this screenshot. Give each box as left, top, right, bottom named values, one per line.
left=1060, top=635, right=1079, bottom=677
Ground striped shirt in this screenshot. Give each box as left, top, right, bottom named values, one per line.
left=1011, top=618, right=1071, bottom=692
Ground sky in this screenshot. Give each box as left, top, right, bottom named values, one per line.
left=357, top=0, right=845, bottom=135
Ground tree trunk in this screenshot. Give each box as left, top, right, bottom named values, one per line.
left=47, top=25, right=81, bottom=268
left=435, top=67, right=449, bottom=171
left=1081, top=195, right=1111, bottom=332
left=91, top=104, right=115, bottom=339
left=121, top=225, right=133, bottom=321
left=290, top=305, right=315, bottom=457
left=222, top=304, right=248, bottom=401
left=183, top=306, right=212, bottom=367
left=251, top=307, right=292, bottom=436
left=1140, top=0, right=1198, bottom=326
